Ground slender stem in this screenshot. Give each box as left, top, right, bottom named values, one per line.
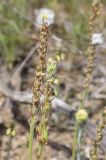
left=28, top=118, right=35, bottom=160
left=77, top=127, right=83, bottom=160
left=72, top=122, right=79, bottom=160
left=36, top=143, right=43, bottom=160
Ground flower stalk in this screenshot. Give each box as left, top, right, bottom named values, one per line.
left=36, top=56, right=62, bottom=159
left=28, top=22, right=49, bottom=160
left=28, top=13, right=63, bottom=159
left=72, top=0, right=101, bottom=159
left=79, top=0, right=101, bottom=108
left=90, top=107, right=106, bottom=160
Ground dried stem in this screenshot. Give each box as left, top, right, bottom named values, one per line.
left=90, top=107, right=106, bottom=160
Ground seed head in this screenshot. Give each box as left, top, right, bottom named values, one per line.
left=76, top=109, right=88, bottom=123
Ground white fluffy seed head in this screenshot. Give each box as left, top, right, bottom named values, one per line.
left=34, top=8, right=55, bottom=27
left=91, top=33, right=103, bottom=45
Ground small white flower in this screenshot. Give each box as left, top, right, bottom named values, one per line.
left=91, top=33, right=103, bottom=45
left=34, top=8, right=55, bottom=27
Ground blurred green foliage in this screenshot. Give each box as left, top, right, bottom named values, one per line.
left=0, top=0, right=31, bottom=64
left=64, top=0, right=91, bottom=48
